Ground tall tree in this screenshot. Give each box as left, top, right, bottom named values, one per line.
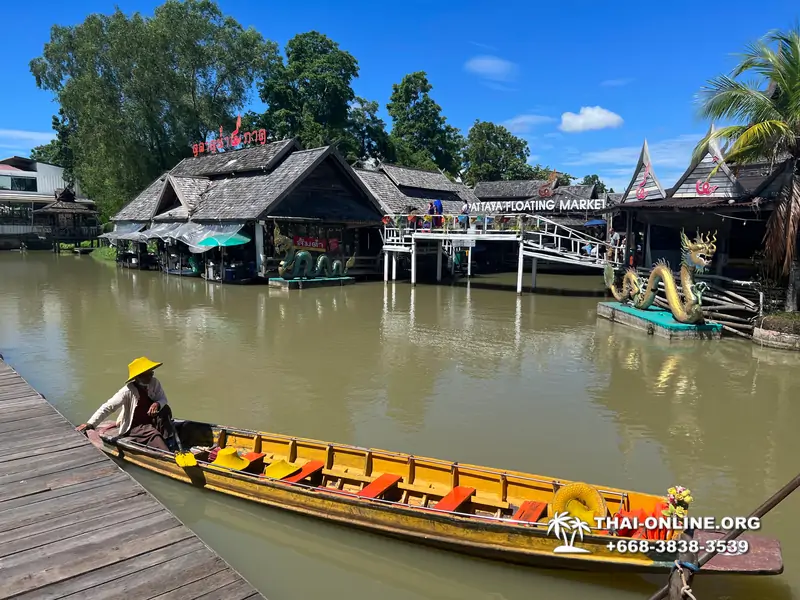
left=462, top=120, right=536, bottom=185
left=341, top=97, right=392, bottom=165
left=580, top=174, right=608, bottom=194
left=528, top=165, right=574, bottom=186
left=30, top=0, right=275, bottom=218
left=255, top=31, right=359, bottom=150
left=695, top=26, right=800, bottom=310
left=30, top=109, right=76, bottom=185
left=386, top=71, right=464, bottom=176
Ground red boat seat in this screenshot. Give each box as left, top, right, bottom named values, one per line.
left=434, top=486, right=476, bottom=513
left=357, top=473, right=402, bottom=499
left=512, top=500, right=547, bottom=522
left=282, top=460, right=325, bottom=484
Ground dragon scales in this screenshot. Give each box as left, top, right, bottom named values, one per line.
left=603, top=230, right=717, bottom=324
left=273, top=224, right=355, bottom=280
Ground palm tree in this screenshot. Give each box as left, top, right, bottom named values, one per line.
left=568, top=517, right=592, bottom=547
left=693, top=26, right=800, bottom=310
left=546, top=511, right=573, bottom=546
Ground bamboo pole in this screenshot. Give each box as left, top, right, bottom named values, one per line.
left=704, top=312, right=753, bottom=325
left=647, top=472, right=800, bottom=600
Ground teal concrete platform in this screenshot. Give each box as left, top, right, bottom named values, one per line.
left=597, top=301, right=722, bottom=340
left=268, top=276, right=355, bottom=290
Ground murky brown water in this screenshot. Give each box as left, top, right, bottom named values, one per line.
left=1, top=251, right=799, bottom=600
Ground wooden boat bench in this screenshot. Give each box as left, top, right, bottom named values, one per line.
left=357, top=473, right=402, bottom=499
left=280, top=460, right=325, bottom=484
left=433, top=486, right=476, bottom=513
left=511, top=500, right=547, bottom=523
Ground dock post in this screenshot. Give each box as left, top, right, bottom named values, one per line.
left=255, top=222, right=265, bottom=276
left=516, top=240, right=524, bottom=294
left=531, top=256, right=538, bottom=290
left=467, top=248, right=472, bottom=277
left=384, top=251, right=389, bottom=282
left=436, top=241, right=443, bottom=282
left=411, top=241, right=417, bottom=286
left=392, top=252, right=397, bottom=280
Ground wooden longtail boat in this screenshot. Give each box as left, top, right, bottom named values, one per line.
left=92, top=419, right=783, bottom=575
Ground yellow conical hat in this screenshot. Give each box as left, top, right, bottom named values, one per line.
left=210, top=447, right=251, bottom=471
left=126, top=357, right=163, bottom=383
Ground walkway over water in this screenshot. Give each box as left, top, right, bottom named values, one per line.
left=381, top=213, right=624, bottom=290
left=0, top=358, right=265, bottom=600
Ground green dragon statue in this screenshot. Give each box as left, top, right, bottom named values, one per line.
left=274, top=224, right=356, bottom=280
left=603, top=230, right=717, bottom=324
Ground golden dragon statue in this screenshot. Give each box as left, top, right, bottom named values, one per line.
left=603, top=230, right=717, bottom=324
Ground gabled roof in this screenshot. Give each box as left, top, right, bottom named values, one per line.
left=381, top=164, right=454, bottom=192
left=669, top=124, right=745, bottom=199
left=191, top=145, right=382, bottom=221
left=354, top=169, right=416, bottom=215
left=554, top=184, right=596, bottom=201
left=167, top=175, right=209, bottom=215
left=112, top=174, right=168, bottom=221
left=170, top=139, right=300, bottom=177
left=749, top=158, right=795, bottom=200
left=473, top=179, right=549, bottom=199
left=607, top=192, right=623, bottom=206
left=621, top=140, right=667, bottom=203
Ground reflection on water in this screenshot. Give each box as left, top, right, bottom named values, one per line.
left=0, top=252, right=799, bottom=600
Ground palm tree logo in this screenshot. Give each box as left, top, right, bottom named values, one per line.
left=546, top=512, right=592, bottom=554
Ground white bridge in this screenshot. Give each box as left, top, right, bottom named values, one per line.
left=380, top=213, right=625, bottom=292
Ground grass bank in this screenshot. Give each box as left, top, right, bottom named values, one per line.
left=90, top=246, right=117, bottom=262
left=757, top=312, right=800, bottom=335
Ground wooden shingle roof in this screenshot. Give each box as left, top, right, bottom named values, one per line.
left=620, top=140, right=667, bottom=203
left=473, top=180, right=549, bottom=199
left=381, top=164, right=454, bottom=192
left=669, top=124, right=745, bottom=199
left=170, top=139, right=299, bottom=177
left=112, top=174, right=168, bottom=221
left=354, top=169, right=417, bottom=214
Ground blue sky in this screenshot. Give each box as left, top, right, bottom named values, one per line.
left=2, top=0, right=798, bottom=192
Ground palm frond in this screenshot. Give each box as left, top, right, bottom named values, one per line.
left=762, top=164, right=800, bottom=276
left=697, top=76, right=783, bottom=123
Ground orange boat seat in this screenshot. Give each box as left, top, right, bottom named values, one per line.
left=282, top=460, right=325, bottom=484
left=434, top=486, right=476, bottom=513
left=512, top=501, right=547, bottom=523
left=357, top=473, right=402, bottom=499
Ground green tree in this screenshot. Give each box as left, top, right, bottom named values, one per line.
left=694, top=26, right=800, bottom=310
left=462, top=120, right=537, bottom=185
left=386, top=71, right=464, bottom=177
left=341, top=97, right=392, bottom=165
left=580, top=174, right=608, bottom=194
left=528, top=165, right=574, bottom=186
left=30, top=109, right=76, bottom=185
left=30, top=0, right=275, bottom=218
left=255, top=31, right=358, bottom=150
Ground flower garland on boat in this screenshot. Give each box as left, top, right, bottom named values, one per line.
left=662, top=486, right=693, bottom=521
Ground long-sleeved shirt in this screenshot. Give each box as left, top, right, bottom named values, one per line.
left=87, top=377, right=169, bottom=436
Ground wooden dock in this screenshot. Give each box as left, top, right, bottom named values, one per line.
left=0, top=357, right=266, bottom=600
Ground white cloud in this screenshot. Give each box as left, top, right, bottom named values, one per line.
left=564, top=133, right=705, bottom=193
left=527, top=154, right=540, bottom=164
left=0, top=130, right=54, bottom=158
left=566, top=134, right=703, bottom=169
left=559, top=106, right=623, bottom=133
left=464, top=55, right=518, bottom=82
left=600, top=78, right=633, bottom=87
left=502, top=114, right=555, bottom=134
left=0, top=129, right=54, bottom=145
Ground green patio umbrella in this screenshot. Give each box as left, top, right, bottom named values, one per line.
left=197, top=233, right=251, bottom=247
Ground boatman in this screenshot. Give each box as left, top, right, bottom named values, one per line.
left=76, top=356, right=174, bottom=451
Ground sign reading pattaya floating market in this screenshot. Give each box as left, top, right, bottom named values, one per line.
left=467, top=197, right=607, bottom=214
left=191, top=115, right=268, bottom=157
left=292, top=236, right=340, bottom=252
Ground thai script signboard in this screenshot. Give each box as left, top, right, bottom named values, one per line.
left=191, top=115, right=268, bottom=157
left=292, top=236, right=340, bottom=252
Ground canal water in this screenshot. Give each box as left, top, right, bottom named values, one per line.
left=1, top=251, right=798, bottom=600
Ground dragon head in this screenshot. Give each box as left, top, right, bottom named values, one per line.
left=680, top=230, right=717, bottom=273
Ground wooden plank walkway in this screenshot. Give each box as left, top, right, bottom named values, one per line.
left=0, top=358, right=266, bottom=600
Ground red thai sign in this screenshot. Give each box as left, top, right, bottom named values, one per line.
left=635, top=164, right=650, bottom=200
left=293, top=236, right=336, bottom=252
left=695, top=180, right=719, bottom=195
left=191, top=115, right=268, bottom=157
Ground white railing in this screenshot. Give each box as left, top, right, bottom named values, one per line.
left=381, top=213, right=625, bottom=268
